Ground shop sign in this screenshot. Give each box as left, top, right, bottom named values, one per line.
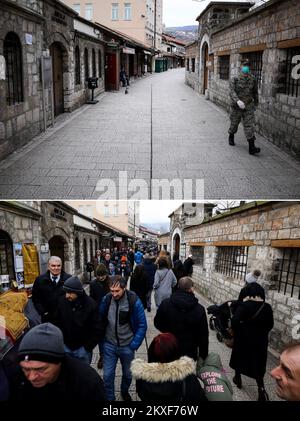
left=113, top=237, right=122, bottom=242
left=123, top=47, right=135, bottom=55
left=51, top=10, right=67, bottom=26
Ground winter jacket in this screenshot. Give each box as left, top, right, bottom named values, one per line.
left=130, top=271, right=150, bottom=309
left=131, top=356, right=207, bottom=402
left=9, top=355, right=106, bottom=401
left=183, top=257, right=194, bottom=276
left=99, top=290, right=147, bottom=351
left=32, top=270, right=71, bottom=322
left=229, top=298, right=274, bottom=379
left=142, top=258, right=157, bottom=289
left=197, top=353, right=233, bottom=401
left=54, top=292, right=104, bottom=352
left=89, top=276, right=110, bottom=305
left=134, top=251, right=144, bottom=264
left=154, top=289, right=208, bottom=360
left=153, top=268, right=177, bottom=308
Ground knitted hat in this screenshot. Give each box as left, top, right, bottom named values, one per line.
left=246, top=272, right=258, bottom=284
left=18, top=323, right=65, bottom=364
left=63, top=276, right=83, bottom=294
left=121, top=256, right=127, bottom=262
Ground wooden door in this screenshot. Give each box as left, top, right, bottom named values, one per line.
left=203, top=44, right=208, bottom=93
left=105, top=53, right=117, bottom=90
left=50, top=43, right=64, bottom=116
left=49, top=236, right=65, bottom=269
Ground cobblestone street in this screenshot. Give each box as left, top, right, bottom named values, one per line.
left=0, top=69, right=299, bottom=200
left=89, top=284, right=281, bottom=402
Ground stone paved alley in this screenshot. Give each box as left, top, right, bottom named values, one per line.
left=0, top=68, right=299, bottom=200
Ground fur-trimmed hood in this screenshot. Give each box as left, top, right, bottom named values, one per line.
left=131, top=356, right=196, bottom=383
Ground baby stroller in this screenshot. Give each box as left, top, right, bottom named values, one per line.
left=207, top=300, right=238, bottom=346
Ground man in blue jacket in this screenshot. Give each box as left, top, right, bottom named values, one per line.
left=99, top=275, right=147, bottom=401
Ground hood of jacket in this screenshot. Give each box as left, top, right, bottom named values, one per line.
left=131, top=356, right=196, bottom=383
left=201, top=352, right=222, bottom=370
left=169, top=289, right=198, bottom=312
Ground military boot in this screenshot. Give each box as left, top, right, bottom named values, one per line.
left=228, top=133, right=235, bottom=146
left=248, top=137, right=260, bottom=155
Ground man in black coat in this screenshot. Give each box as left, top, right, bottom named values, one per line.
left=154, top=277, right=209, bottom=361
left=183, top=255, right=194, bottom=276
left=32, top=256, right=71, bottom=323
left=9, top=323, right=106, bottom=401
left=53, top=276, right=104, bottom=364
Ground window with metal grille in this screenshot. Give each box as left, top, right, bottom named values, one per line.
left=191, top=58, right=195, bottom=72
left=215, top=246, right=249, bottom=280
left=241, top=51, right=263, bottom=87
left=277, top=47, right=300, bottom=98
left=186, top=58, right=189, bottom=71
left=83, top=238, right=87, bottom=264
left=90, top=239, right=93, bottom=261
left=75, top=237, right=80, bottom=270
left=219, top=55, right=230, bottom=80
left=277, top=248, right=300, bottom=299
left=4, top=32, right=24, bottom=105
left=84, top=48, right=89, bottom=81
left=75, top=46, right=80, bottom=85
left=98, top=50, right=102, bottom=78
left=191, top=246, right=204, bottom=267
left=0, top=230, right=14, bottom=278
left=92, top=49, right=96, bottom=77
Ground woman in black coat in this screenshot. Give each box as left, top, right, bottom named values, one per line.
left=229, top=283, right=274, bottom=401
left=129, top=264, right=150, bottom=309
left=131, top=332, right=206, bottom=402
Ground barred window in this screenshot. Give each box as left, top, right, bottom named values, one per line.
left=0, top=230, right=14, bottom=278
left=83, top=238, right=87, bottom=264
left=4, top=32, right=23, bottom=105
left=74, top=237, right=80, bottom=270
left=191, top=246, right=204, bottom=267
left=75, top=46, right=80, bottom=85
left=277, top=248, right=300, bottom=299
left=89, top=238, right=93, bottom=261
left=95, top=239, right=98, bottom=253
left=92, top=49, right=96, bottom=77
left=277, top=47, right=300, bottom=98
left=219, top=55, right=230, bottom=80
left=186, top=59, right=189, bottom=71
left=241, top=51, right=263, bottom=87
left=215, top=246, right=249, bottom=280
left=84, top=48, right=89, bottom=81
left=98, top=50, right=102, bottom=78
left=191, top=58, right=195, bottom=72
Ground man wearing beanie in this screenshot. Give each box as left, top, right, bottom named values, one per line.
left=90, top=265, right=111, bottom=369
left=32, top=256, right=71, bottom=323
left=9, top=323, right=106, bottom=401
left=53, top=276, right=105, bottom=364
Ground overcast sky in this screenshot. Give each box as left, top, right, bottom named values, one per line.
left=163, top=0, right=211, bottom=27
left=139, top=200, right=183, bottom=224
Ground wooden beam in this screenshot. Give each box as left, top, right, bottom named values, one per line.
left=278, top=39, right=300, bottom=49
left=271, top=240, right=300, bottom=248
left=189, top=242, right=207, bottom=247
left=216, top=50, right=231, bottom=56
left=212, top=240, right=254, bottom=247
left=238, top=44, right=266, bottom=53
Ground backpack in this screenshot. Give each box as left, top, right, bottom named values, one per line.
left=103, top=290, right=137, bottom=319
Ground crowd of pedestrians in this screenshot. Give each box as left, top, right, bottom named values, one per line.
left=1, top=248, right=300, bottom=403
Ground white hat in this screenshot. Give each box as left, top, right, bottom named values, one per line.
left=245, top=272, right=258, bottom=284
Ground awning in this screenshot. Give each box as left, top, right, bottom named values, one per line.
left=144, top=50, right=152, bottom=55
left=123, top=47, right=135, bottom=54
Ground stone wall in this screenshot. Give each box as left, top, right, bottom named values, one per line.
left=185, top=42, right=200, bottom=92
left=208, top=0, right=300, bottom=158
left=0, top=206, right=40, bottom=244
left=184, top=201, right=300, bottom=352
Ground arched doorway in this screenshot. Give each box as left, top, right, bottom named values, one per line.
left=202, top=42, right=209, bottom=94
left=0, top=230, right=14, bottom=278
left=173, top=234, right=180, bottom=256
left=50, top=42, right=64, bottom=116
left=49, top=235, right=66, bottom=268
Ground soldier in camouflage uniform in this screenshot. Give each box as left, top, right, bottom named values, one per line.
left=228, top=59, right=260, bottom=155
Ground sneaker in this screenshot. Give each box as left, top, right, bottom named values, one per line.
left=121, top=391, right=132, bottom=401
left=233, top=375, right=242, bottom=389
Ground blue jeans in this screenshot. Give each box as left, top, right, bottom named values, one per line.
left=64, top=345, right=92, bottom=365
left=103, top=341, right=135, bottom=401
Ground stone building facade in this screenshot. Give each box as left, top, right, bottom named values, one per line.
left=185, top=41, right=199, bottom=92
left=180, top=201, right=300, bottom=353
left=0, top=0, right=105, bottom=161
left=188, top=0, right=300, bottom=159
